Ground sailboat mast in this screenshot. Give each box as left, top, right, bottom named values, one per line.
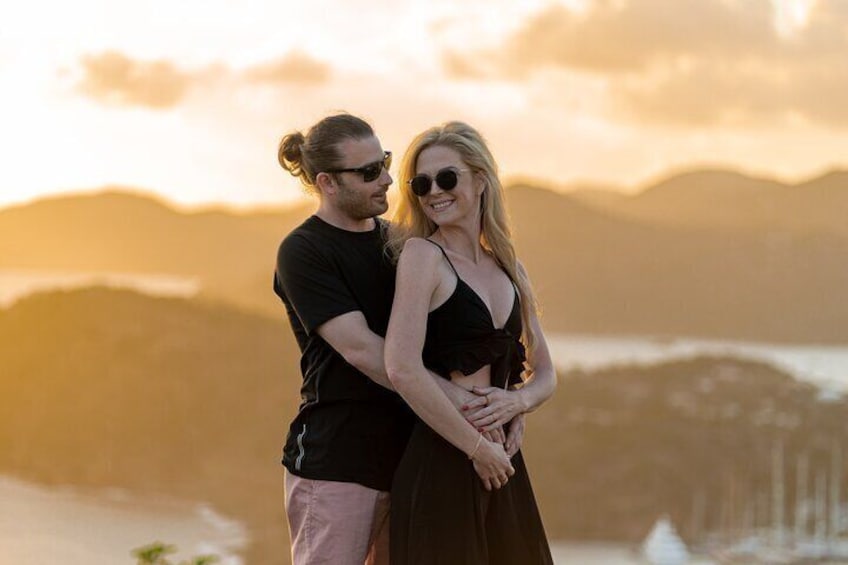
left=773, top=440, right=785, bottom=546
left=830, top=440, right=842, bottom=540
left=795, top=452, right=809, bottom=542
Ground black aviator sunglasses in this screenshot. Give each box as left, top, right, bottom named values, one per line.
left=409, top=167, right=470, bottom=197
left=326, top=151, right=392, bottom=183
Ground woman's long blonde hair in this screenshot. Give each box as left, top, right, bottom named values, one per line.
left=387, top=121, right=540, bottom=365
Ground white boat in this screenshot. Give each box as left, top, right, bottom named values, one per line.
left=642, top=515, right=690, bottom=565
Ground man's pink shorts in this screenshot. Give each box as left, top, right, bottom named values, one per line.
left=285, top=470, right=391, bottom=565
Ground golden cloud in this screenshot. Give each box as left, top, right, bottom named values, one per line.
left=615, top=58, right=848, bottom=127
left=77, top=51, right=192, bottom=108
left=76, top=50, right=331, bottom=109
left=243, top=51, right=331, bottom=84
left=442, top=0, right=848, bottom=127
left=449, top=0, right=778, bottom=77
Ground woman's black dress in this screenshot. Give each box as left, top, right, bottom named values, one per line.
left=390, top=241, right=553, bottom=565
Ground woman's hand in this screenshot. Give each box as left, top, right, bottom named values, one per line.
left=463, top=387, right=527, bottom=432
left=457, top=388, right=505, bottom=443
left=483, top=426, right=505, bottom=445
left=504, top=413, right=525, bottom=457
left=470, top=437, right=515, bottom=490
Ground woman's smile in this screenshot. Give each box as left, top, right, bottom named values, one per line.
left=429, top=199, right=455, bottom=212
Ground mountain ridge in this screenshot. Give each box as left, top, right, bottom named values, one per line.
left=3, top=176, right=847, bottom=343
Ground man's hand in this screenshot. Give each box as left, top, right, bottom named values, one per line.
left=504, top=413, right=525, bottom=457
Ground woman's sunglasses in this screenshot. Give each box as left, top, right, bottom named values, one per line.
left=327, top=151, right=392, bottom=183
left=409, top=167, right=470, bottom=197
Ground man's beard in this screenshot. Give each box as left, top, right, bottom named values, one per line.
left=335, top=181, right=388, bottom=220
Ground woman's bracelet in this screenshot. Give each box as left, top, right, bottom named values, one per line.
left=468, top=432, right=483, bottom=460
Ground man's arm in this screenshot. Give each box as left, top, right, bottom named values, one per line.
left=316, top=311, right=393, bottom=389
left=316, top=312, right=484, bottom=409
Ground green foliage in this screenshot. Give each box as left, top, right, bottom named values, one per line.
left=131, top=541, right=220, bottom=565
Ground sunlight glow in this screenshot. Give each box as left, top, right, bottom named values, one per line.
left=1, top=0, right=846, bottom=208
left=771, top=0, right=817, bottom=36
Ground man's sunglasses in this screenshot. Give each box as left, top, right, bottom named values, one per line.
left=326, top=151, right=392, bottom=183
left=409, top=167, right=470, bottom=197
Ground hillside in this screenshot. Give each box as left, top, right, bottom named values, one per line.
left=0, top=288, right=301, bottom=564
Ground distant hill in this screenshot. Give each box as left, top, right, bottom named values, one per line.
left=565, top=168, right=848, bottom=238
left=564, top=186, right=628, bottom=209
left=0, top=288, right=302, bottom=564
left=506, top=184, right=848, bottom=343
left=0, top=189, right=313, bottom=315
left=2, top=289, right=844, bottom=557
left=3, top=180, right=848, bottom=343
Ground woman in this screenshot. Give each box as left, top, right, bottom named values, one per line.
left=385, top=122, right=556, bottom=564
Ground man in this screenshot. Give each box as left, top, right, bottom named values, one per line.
left=273, top=113, right=520, bottom=565
left=274, top=113, right=402, bottom=565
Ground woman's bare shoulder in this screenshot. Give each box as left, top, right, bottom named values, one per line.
left=399, top=237, right=441, bottom=261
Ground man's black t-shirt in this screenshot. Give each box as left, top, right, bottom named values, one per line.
left=273, top=215, right=413, bottom=491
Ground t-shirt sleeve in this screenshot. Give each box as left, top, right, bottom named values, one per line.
left=275, top=233, right=361, bottom=334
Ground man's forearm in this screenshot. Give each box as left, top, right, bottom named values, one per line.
left=342, top=336, right=473, bottom=403
left=343, top=337, right=393, bottom=390
left=348, top=338, right=472, bottom=410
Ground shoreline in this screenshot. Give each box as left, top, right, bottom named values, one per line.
left=0, top=474, right=248, bottom=565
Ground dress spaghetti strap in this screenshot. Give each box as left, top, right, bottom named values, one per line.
left=423, top=238, right=459, bottom=278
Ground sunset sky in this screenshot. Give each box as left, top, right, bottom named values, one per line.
left=2, top=0, right=845, bottom=209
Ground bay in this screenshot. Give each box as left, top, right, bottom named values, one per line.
left=0, top=475, right=247, bottom=565
left=548, top=333, right=848, bottom=394
left=0, top=269, right=199, bottom=307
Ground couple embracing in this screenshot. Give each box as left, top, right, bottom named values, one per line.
left=273, top=113, right=556, bottom=565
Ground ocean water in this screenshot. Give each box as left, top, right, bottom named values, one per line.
left=0, top=269, right=199, bottom=307
left=548, top=333, right=848, bottom=394
left=550, top=541, right=715, bottom=564
left=0, top=475, right=247, bottom=565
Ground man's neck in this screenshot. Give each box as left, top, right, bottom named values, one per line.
left=314, top=207, right=375, bottom=232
